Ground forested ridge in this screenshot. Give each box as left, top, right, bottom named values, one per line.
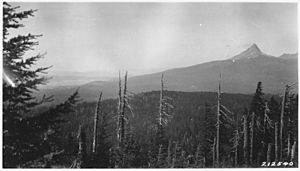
left=2, top=2, right=298, bottom=168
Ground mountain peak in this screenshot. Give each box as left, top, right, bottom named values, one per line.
left=249, top=43, right=261, bottom=51
left=232, top=43, right=264, bottom=60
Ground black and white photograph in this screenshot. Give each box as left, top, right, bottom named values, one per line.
left=1, top=1, right=299, bottom=168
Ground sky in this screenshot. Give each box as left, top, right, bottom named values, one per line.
left=10, top=2, right=298, bottom=77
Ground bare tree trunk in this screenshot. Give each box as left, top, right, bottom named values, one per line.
left=92, top=92, right=102, bottom=155
left=73, top=125, right=86, bottom=168
left=287, top=133, right=291, bottom=160
left=158, top=74, right=164, bottom=137
left=167, top=140, right=172, bottom=167
left=275, top=122, right=278, bottom=162
left=216, top=74, right=221, bottom=167
left=280, top=85, right=288, bottom=161
left=263, top=102, right=269, bottom=161
left=250, top=112, right=254, bottom=165
left=235, top=138, right=238, bottom=167
left=157, top=144, right=163, bottom=167
left=291, top=140, right=296, bottom=161
left=212, top=137, right=216, bottom=167
left=157, top=73, right=173, bottom=147
left=116, top=72, right=128, bottom=167
left=243, top=115, right=249, bottom=165
left=78, top=125, right=83, bottom=166
left=117, top=71, right=122, bottom=144
left=234, top=114, right=239, bottom=167
left=171, top=142, right=178, bottom=168
left=287, top=109, right=292, bottom=160
left=267, top=143, right=271, bottom=163
left=120, top=72, right=127, bottom=145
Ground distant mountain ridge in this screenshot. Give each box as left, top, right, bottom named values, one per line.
left=278, top=53, right=298, bottom=59
left=38, top=44, right=298, bottom=103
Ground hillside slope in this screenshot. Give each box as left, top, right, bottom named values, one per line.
left=38, top=44, right=297, bottom=102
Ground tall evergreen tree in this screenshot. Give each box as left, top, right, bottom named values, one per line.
left=3, top=2, right=51, bottom=167
left=3, top=3, right=80, bottom=167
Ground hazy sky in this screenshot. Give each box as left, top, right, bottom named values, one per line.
left=10, top=2, right=298, bottom=76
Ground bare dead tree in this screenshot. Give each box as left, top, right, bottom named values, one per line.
left=267, top=143, right=271, bottom=163
left=291, top=140, right=296, bottom=161
left=287, top=133, right=291, bottom=160
left=166, top=140, right=172, bottom=167
left=243, top=114, right=249, bottom=165
left=280, top=85, right=289, bottom=160
left=263, top=102, right=272, bottom=161
left=115, top=71, right=131, bottom=168
left=171, top=141, right=178, bottom=168
left=157, top=74, right=173, bottom=140
left=70, top=125, right=86, bottom=168
left=117, top=71, right=129, bottom=148
left=155, top=73, right=173, bottom=163
left=249, top=112, right=254, bottom=165
left=120, top=71, right=128, bottom=145
left=216, top=74, right=221, bottom=167
left=233, top=127, right=239, bottom=167
left=92, top=92, right=102, bottom=155
left=231, top=112, right=240, bottom=167
left=212, top=137, right=216, bottom=167
left=117, top=71, right=122, bottom=144
left=158, top=74, right=164, bottom=134
left=275, top=122, right=279, bottom=162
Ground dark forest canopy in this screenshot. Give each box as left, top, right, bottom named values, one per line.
left=29, top=89, right=298, bottom=168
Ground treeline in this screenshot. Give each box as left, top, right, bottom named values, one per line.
left=2, top=2, right=298, bottom=168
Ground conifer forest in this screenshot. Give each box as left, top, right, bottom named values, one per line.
left=2, top=2, right=298, bottom=168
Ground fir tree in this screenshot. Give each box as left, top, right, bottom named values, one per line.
left=3, top=2, right=52, bottom=167
left=3, top=3, right=80, bottom=167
